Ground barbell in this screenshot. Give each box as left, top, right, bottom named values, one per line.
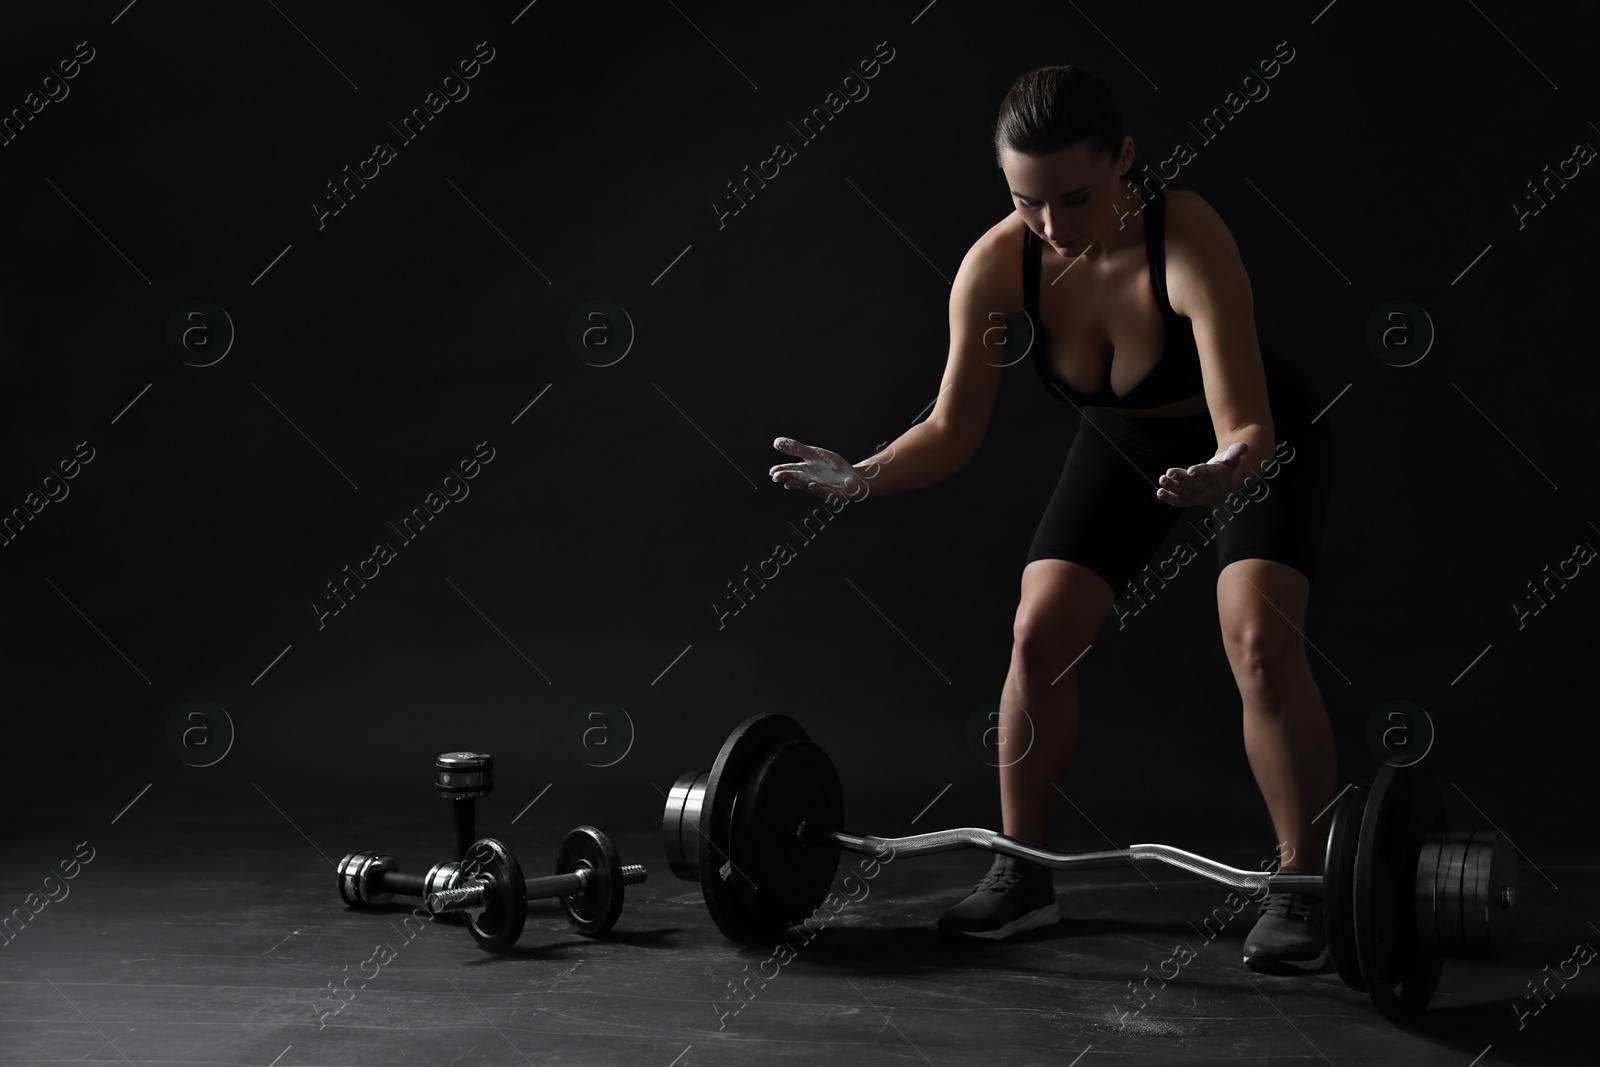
left=661, top=713, right=1519, bottom=1020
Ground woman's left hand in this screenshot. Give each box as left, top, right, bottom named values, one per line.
left=1156, top=441, right=1248, bottom=509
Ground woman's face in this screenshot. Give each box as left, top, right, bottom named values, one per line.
left=1000, top=136, right=1136, bottom=258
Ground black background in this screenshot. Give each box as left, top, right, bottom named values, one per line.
left=1, top=0, right=1594, bottom=859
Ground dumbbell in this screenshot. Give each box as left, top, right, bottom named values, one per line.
left=663, top=713, right=1521, bottom=1020
left=338, top=827, right=649, bottom=951
left=435, top=751, right=493, bottom=863
left=337, top=839, right=521, bottom=949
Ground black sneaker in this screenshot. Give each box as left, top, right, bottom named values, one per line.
left=937, top=854, right=1060, bottom=940
left=1242, top=864, right=1328, bottom=973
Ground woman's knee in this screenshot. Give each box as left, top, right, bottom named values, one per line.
left=1222, top=618, right=1302, bottom=689
left=1217, top=558, right=1310, bottom=690
left=1011, top=560, right=1111, bottom=676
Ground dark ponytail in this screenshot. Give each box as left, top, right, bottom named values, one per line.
left=994, top=65, right=1143, bottom=192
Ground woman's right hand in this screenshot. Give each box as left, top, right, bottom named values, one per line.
left=769, top=437, right=869, bottom=502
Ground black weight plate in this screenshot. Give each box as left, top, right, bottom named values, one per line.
left=1416, top=834, right=1444, bottom=954
left=1482, top=832, right=1520, bottom=961
left=1354, top=762, right=1445, bottom=1019
left=1459, top=830, right=1490, bottom=955
left=732, top=737, right=844, bottom=933
left=1415, top=834, right=1444, bottom=953
left=1322, top=781, right=1369, bottom=993
left=558, top=825, right=624, bottom=937
left=1437, top=830, right=1471, bottom=955
left=696, top=713, right=810, bottom=944
left=461, top=838, right=527, bottom=952
left=1420, top=831, right=1446, bottom=953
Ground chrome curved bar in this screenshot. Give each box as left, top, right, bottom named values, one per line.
left=816, top=827, right=1321, bottom=893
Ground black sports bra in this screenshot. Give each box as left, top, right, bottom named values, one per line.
left=1022, top=185, right=1206, bottom=409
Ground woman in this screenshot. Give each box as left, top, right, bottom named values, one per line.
left=769, top=65, right=1336, bottom=973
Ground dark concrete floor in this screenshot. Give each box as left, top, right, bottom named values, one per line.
left=1, top=818, right=1593, bottom=1066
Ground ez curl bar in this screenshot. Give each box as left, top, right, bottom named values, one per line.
left=662, top=713, right=1519, bottom=1020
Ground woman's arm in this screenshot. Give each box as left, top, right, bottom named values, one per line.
left=844, top=227, right=1019, bottom=498
left=1161, top=193, right=1276, bottom=503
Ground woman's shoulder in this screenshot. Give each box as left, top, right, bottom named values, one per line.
left=1159, top=187, right=1238, bottom=252
left=952, top=213, right=1028, bottom=308
left=962, top=212, right=1029, bottom=273
left=1159, top=187, right=1220, bottom=226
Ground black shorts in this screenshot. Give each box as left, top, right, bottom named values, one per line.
left=1024, top=349, right=1336, bottom=592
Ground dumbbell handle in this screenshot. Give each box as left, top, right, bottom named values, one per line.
left=371, top=870, right=431, bottom=897
left=525, top=864, right=648, bottom=900
left=432, top=864, right=648, bottom=913
left=453, top=801, right=476, bottom=865
left=809, top=826, right=1324, bottom=895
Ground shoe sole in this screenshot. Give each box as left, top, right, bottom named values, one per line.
left=1242, top=946, right=1330, bottom=974
left=941, top=902, right=1061, bottom=941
